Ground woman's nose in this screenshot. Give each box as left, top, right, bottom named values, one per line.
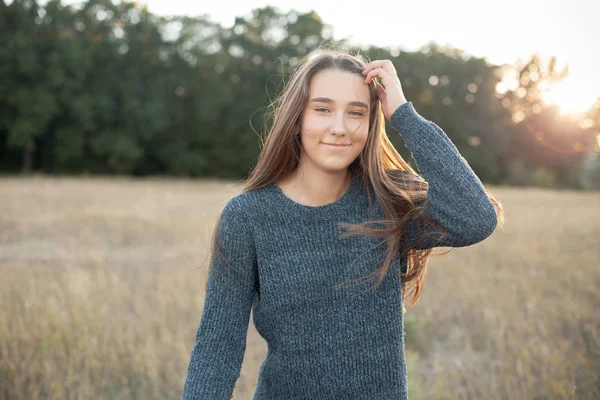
left=330, top=113, right=347, bottom=135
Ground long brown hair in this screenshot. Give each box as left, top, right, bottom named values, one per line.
left=211, top=47, right=504, bottom=307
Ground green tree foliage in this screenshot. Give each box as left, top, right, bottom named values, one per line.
left=0, top=0, right=598, bottom=188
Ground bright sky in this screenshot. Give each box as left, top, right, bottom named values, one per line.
left=138, top=0, right=600, bottom=116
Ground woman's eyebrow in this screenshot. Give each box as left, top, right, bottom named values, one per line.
left=310, top=97, right=369, bottom=109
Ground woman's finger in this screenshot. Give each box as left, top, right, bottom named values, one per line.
left=362, top=59, right=397, bottom=78
left=363, top=67, right=390, bottom=84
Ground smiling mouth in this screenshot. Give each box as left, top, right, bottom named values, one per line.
left=322, top=143, right=351, bottom=148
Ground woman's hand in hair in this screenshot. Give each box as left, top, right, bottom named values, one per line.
left=362, top=60, right=408, bottom=121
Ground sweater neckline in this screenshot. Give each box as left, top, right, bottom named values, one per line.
left=270, top=173, right=362, bottom=219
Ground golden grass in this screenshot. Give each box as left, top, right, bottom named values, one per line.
left=0, top=176, right=598, bottom=399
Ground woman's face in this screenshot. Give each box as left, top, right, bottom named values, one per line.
left=298, top=68, right=371, bottom=175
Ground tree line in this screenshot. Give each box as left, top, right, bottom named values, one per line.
left=1, top=0, right=599, bottom=188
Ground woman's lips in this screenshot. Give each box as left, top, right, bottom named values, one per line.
left=322, top=143, right=351, bottom=149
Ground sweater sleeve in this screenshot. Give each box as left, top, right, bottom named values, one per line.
left=182, top=198, right=258, bottom=400
left=390, top=101, right=498, bottom=250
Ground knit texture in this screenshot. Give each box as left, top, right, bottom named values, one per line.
left=181, top=101, right=498, bottom=399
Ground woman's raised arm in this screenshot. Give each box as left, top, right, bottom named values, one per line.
left=391, top=102, right=498, bottom=250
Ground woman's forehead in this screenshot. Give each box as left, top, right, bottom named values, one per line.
left=308, top=69, right=370, bottom=104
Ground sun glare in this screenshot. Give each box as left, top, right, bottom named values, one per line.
left=541, top=78, right=598, bottom=116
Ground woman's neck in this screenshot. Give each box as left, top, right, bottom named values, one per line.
left=276, top=168, right=352, bottom=207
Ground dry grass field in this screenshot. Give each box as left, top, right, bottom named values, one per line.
left=1, top=176, right=598, bottom=400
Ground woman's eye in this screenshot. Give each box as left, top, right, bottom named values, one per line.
left=315, top=108, right=363, bottom=116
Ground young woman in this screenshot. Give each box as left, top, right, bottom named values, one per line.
left=182, top=49, right=504, bottom=399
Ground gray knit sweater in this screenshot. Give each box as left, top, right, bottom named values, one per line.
left=182, top=102, right=498, bottom=399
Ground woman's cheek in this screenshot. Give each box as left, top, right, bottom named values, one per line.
left=301, top=123, right=323, bottom=143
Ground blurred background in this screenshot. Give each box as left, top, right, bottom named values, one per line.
left=0, top=0, right=598, bottom=399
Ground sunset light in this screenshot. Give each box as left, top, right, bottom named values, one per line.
left=542, top=77, right=598, bottom=115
